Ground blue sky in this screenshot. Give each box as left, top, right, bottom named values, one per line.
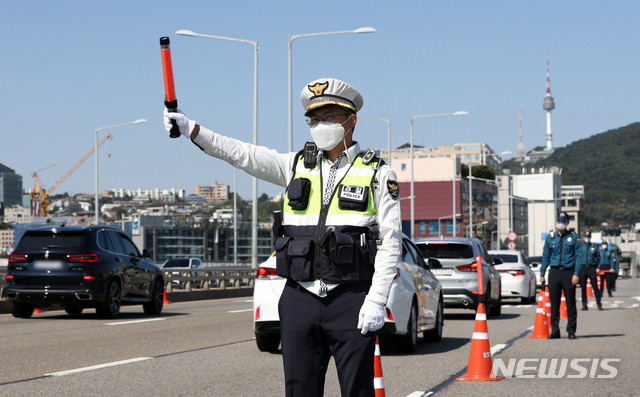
left=2, top=1, right=639, bottom=201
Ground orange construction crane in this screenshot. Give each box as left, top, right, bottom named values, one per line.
left=31, top=134, right=113, bottom=216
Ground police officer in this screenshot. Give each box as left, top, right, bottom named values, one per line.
left=164, top=78, right=401, bottom=397
left=611, top=250, right=619, bottom=291
left=539, top=213, right=581, bottom=339
left=577, top=231, right=601, bottom=310
left=598, top=241, right=614, bottom=297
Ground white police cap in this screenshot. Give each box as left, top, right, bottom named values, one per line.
left=301, top=78, right=363, bottom=116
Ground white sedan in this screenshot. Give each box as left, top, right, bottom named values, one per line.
left=253, top=235, right=444, bottom=353
left=488, top=250, right=537, bottom=304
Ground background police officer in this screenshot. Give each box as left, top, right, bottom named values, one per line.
left=164, top=78, right=401, bottom=397
left=598, top=241, right=614, bottom=297
left=577, top=231, right=601, bottom=310
left=540, top=213, right=581, bottom=339
left=611, top=250, right=619, bottom=291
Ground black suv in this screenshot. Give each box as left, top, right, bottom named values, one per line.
left=3, top=224, right=165, bottom=319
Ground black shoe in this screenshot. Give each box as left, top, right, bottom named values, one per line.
left=598, top=305, right=603, bottom=311
left=581, top=306, right=588, bottom=311
left=568, top=332, right=577, bottom=340
left=548, top=331, right=561, bottom=339
left=608, top=294, right=613, bottom=297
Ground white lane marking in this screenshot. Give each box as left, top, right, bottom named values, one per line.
left=614, top=301, right=624, bottom=304
left=105, top=318, right=166, bottom=326
left=235, top=299, right=253, bottom=303
left=527, top=325, right=534, bottom=331
left=611, top=304, right=619, bottom=307
left=631, top=296, right=640, bottom=301
left=228, top=309, right=253, bottom=313
left=625, top=304, right=639, bottom=308
left=405, top=392, right=433, bottom=397
left=45, top=357, right=153, bottom=377
left=491, top=344, right=507, bottom=356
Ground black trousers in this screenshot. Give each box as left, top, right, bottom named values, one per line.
left=278, top=279, right=376, bottom=397
left=579, top=265, right=601, bottom=308
left=599, top=267, right=614, bottom=297
left=549, top=267, right=577, bottom=333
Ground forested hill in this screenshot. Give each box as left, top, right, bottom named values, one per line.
left=502, top=122, right=640, bottom=226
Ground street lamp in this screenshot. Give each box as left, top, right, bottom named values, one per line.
left=468, top=150, right=511, bottom=238
left=288, top=27, right=376, bottom=152
left=359, top=116, right=390, bottom=165
left=176, top=29, right=260, bottom=268
left=410, top=111, right=467, bottom=240
left=439, top=213, right=461, bottom=236
left=95, top=119, right=146, bottom=225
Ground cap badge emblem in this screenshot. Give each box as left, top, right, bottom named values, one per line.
left=308, top=82, right=329, bottom=96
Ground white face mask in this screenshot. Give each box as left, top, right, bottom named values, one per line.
left=556, top=223, right=567, bottom=231
left=584, top=237, right=590, bottom=243
left=310, top=115, right=351, bottom=151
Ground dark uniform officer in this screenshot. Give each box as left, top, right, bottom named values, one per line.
left=611, top=251, right=619, bottom=291
left=540, top=213, right=581, bottom=339
left=164, top=78, right=401, bottom=397
left=598, top=241, right=614, bottom=297
left=577, top=231, right=601, bottom=310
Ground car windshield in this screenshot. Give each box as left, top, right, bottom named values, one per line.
left=418, top=243, right=473, bottom=259
left=163, top=259, right=190, bottom=268
left=17, top=231, right=86, bottom=250
left=491, top=254, right=518, bottom=263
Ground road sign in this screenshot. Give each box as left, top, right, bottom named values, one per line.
left=508, top=231, right=517, bottom=241
left=507, top=241, right=516, bottom=250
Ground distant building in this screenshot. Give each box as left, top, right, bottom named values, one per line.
left=4, top=206, right=31, bottom=224
left=112, top=188, right=185, bottom=200
left=0, top=229, right=14, bottom=252
left=195, top=183, right=229, bottom=202
left=136, top=215, right=272, bottom=264
left=185, top=194, right=206, bottom=204
left=561, top=185, right=585, bottom=235
left=390, top=156, right=498, bottom=249
left=0, top=162, right=23, bottom=207
left=381, top=142, right=507, bottom=175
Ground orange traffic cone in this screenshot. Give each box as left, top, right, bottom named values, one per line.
left=457, top=302, right=505, bottom=381
left=528, top=289, right=550, bottom=338
left=597, top=274, right=601, bottom=291
left=586, top=278, right=594, bottom=298
left=34, top=307, right=44, bottom=313
left=163, top=285, right=171, bottom=305
left=374, top=336, right=386, bottom=396
left=544, top=286, right=552, bottom=332
left=560, top=292, right=568, bottom=319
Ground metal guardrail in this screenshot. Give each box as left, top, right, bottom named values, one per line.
left=0, top=266, right=257, bottom=299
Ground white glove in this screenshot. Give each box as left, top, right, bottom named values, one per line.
left=163, top=108, right=196, bottom=139
left=357, top=297, right=385, bottom=335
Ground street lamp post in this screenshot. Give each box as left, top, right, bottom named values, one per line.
left=439, top=213, right=461, bottom=236
left=288, top=27, right=376, bottom=152
left=410, top=111, right=467, bottom=240
left=95, top=119, right=146, bottom=225
left=359, top=116, right=391, bottom=166
left=176, top=29, right=260, bottom=268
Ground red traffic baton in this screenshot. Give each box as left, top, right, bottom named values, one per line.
left=160, top=36, right=181, bottom=138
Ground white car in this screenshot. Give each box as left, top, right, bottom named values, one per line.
left=253, top=235, right=444, bottom=353
left=489, top=250, right=537, bottom=304
left=526, top=255, right=543, bottom=288
left=162, top=258, right=204, bottom=289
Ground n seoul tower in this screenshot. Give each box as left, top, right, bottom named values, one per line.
left=542, top=54, right=555, bottom=151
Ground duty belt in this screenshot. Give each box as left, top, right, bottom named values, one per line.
left=556, top=266, right=573, bottom=271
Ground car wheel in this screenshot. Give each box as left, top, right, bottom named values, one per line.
left=11, top=302, right=35, bottom=319
left=490, top=290, right=502, bottom=316
left=255, top=333, right=280, bottom=352
left=65, top=306, right=83, bottom=316
left=521, top=283, right=533, bottom=304
left=424, top=297, right=443, bottom=342
left=143, top=278, right=164, bottom=315
left=96, top=279, right=121, bottom=319
left=395, top=301, right=418, bottom=353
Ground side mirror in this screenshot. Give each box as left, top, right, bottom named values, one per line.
left=492, top=257, right=503, bottom=265
left=428, top=258, right=442, bottom=269
left=142, top=249, right=151, bottom=258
